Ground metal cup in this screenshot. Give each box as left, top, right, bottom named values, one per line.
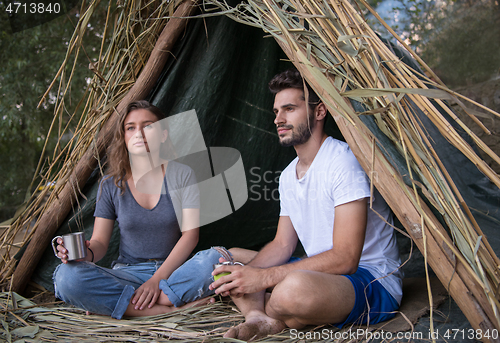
left=52, top=232, right=87, bottom=261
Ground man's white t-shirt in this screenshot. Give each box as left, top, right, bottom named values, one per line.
left=279, top=137, right=403, bottom=304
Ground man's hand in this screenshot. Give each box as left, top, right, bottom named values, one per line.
left=131, top=275, right=162, bottom=310
left=209, top=264, right=269, bottom=297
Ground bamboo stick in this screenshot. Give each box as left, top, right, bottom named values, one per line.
left=337, top=110, right=500, bottom=339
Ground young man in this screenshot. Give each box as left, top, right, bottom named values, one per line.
left=209, top=69, right=402, bottom=340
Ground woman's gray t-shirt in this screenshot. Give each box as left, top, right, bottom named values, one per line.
left=94, top=161, right=199, bottom=265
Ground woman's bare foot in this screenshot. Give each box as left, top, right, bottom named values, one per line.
left=177, top=296, right=215, bottom=310
left=85, top=311, right=108, bottom=317
left=124, top=297, right=215, bottom=317
left=223, top=312, right=286, bottom=341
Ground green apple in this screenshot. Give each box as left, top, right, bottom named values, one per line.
left=213, top=271, right=231, bottom=281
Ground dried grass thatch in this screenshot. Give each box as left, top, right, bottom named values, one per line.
left=0, top=0, right=499, bottom=340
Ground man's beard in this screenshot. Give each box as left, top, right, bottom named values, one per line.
left=278, top=113, right=315, bottom=147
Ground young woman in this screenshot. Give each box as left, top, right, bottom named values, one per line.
left=53, top=100, right=228, bottom=319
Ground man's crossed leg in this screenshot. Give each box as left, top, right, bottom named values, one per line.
left=224, top=270, right=355, bottom=341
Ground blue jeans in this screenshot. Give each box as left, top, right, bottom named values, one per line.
left=53, top=247, right=224, bottom=319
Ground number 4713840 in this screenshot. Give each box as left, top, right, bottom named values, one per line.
left=5, top=2, right=61, bottom=14
left=443, top=328, right=498, bottom=340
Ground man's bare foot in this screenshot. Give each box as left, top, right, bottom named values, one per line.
left=223, top=312, right=286, bottom=341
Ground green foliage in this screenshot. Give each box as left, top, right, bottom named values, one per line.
left=0, top=2, right=107, bottom=221
left=392, top=0, right=445, bottom=51
left=361, top=0, right=500, bottom=87
left=421, top=0, right=500, bottom=86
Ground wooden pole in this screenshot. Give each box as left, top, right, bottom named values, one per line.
left=11, top=0, right=198, bottom=294
left=339, top=116, right=500, bottom=342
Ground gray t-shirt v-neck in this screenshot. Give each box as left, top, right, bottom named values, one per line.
left=94, top=161, right=199, bottom=265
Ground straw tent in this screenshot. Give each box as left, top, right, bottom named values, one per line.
left=1, top=0, right=500, bottom=341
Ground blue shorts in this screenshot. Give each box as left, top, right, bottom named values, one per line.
left=336, top=267, right=399, bottom=328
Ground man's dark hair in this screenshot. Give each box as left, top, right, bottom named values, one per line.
left=268, top=69, right=321, bottom=111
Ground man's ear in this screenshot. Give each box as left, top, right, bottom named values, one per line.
left=315, top=103, right=327, bottom=121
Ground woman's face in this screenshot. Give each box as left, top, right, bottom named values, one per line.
left=123, top=108, right=166, bottom=156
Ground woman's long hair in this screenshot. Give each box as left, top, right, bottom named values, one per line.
left=105, top=100, right=170, bottom=194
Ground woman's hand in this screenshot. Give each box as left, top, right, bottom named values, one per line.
left=56, top=239, right=91, bottom=264
left=55, top=238, right=69, bottom=264
left=131, top=275, right=162, bottom=310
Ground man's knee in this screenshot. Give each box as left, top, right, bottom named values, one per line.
left=267, top=270, right=312, bottom=316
